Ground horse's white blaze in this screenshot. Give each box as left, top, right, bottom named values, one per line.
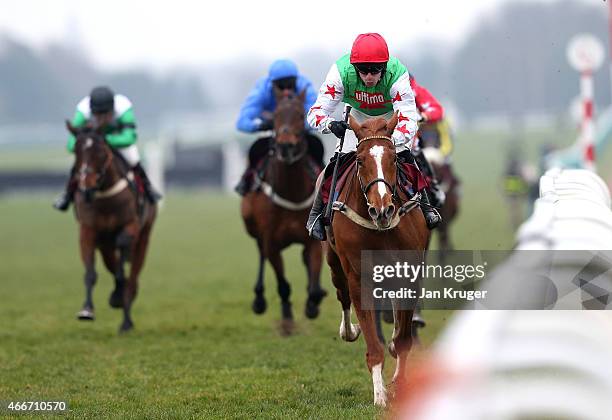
left=372, top=363, right=387, bottom=406
left=85, top=138, right=93, bottom=149
left=369, top=145, right=387, bottom=201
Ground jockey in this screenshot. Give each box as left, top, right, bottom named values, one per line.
left=53, top=86, right=162, bottom=211
left=410, top=74, right=447, bottom=207
left=234, top=59, right=321, bottom=195
left=306, top=33, right=441, bottom=241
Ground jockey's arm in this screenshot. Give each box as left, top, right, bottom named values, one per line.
left=390, top=73, right=419, bottom=150
left=105, top=108, right=138, bottom=148
left=307, top=63, right=345, bottom=134
left=411, top=78, right=444, bottom=123
left=236, top=79, right=267, bottom=133
left=66, top=109, right=88, bottom=153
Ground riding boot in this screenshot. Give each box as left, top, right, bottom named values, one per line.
left=415, top=148, right=444, bottom=203
left=235, top=168, right=253, bottom=196
left=420, top=188, right=441, bottom=230
left=134, top=163, right=162, bottom=203
left=53, top=165, right=77, bottom=211
left=306, top=183, right=326, bottom=241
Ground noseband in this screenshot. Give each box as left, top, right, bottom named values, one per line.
left=79, top=137, right=113, bottom=192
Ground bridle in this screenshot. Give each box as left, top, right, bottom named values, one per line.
left=78, top=135, right=114, bottom=195
left=356, top=135, right=397, bottom=201
left=273, top=96, right=307, bottom=165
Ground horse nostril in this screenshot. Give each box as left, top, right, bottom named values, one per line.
left=384, top=204, right=396, bottom=219
left=368, top=206, right=379, bottom=220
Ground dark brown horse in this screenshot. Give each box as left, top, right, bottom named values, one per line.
left=325, top=114, right=430, bottom=406
left=422, top=145, right=460, bottom=257
left=66, top=122, right=157, bottom=333
left=240, top=89, right=326, bottom=335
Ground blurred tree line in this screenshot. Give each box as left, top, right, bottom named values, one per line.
left=0, top=38, right=207, bottom=125
left=0, top=0, right=609, bottom=126
left=403, top=0, right=609, bottom=121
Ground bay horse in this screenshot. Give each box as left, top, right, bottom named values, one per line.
left=419, top=122, right=460, bottom=256
left=325, top=114, right=430, bottom=406
left=240, top=89, right=326, bottom=335
left=66, top=122, right=157, bottom=333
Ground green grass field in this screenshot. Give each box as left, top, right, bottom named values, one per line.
left=1, top=124, right=604, bottom=418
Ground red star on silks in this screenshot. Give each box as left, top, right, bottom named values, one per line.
left=392, top=91, right=403, bottom=103
left=315, top=115, right=325, bottom=127
left=398, top=112, right=410, bottom=123
left=396, top=124, right=411, bottom=135
left=324, top=85, right=338, bottom=99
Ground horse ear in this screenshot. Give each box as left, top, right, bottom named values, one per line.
left=66, top=120, right=78, bottom=136
left=386, top=112, right=399, bottom=134
left=348, top=115, right=360, bottom=133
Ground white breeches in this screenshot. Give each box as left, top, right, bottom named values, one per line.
left=335, top=108, right=411, bottom=153
left=117, top=144, right=141, bottom=167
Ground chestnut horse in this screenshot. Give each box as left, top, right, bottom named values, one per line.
left=325, top=114, right=430, bottom=406
left=66, top=122, right=157, bottom=333
left=240, top=89, right=326, bottom=335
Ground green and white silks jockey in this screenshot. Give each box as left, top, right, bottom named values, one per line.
left=67, top=94, right=140, bottom=166
left=307, top=54, right=419, bottom=152
left=53, top=86, right=161, bottom=211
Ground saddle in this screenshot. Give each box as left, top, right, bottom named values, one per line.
left=110, top=149, right=147, bottom=219
left=321, top=152, right=429, bottom=205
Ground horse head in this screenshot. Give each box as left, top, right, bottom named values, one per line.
left=350, top=113, right=399, bottom=229
left=272, top=87, right=307, bottom=164
left=66, top=120, right=113, bottom=202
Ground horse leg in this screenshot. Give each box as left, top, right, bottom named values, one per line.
left=98, top=241, right=122, bottom=309
left=348, top=274, right=387, bottom=407
left=390, top=303, right=415, bottom=387
left=303, top=241, right=326, bottom=319
left=267, top=247, right=294, bottom=336
left=77, top=225, right=97, bottom=321
left=251, top=239, right=267, bottom=315
left=374, top=310, right=385, bottom=344
left=118, top=222, right=139, bottom=333
left=327, top=247, right=360, bottom=342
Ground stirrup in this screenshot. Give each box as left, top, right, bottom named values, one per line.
left=307, top=213, right=326, bottom=241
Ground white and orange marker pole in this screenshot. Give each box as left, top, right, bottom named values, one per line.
left=567, top=34, right=605, bottom=171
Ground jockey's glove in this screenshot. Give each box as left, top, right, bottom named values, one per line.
left=328, top=120, right=349, bottom=139
left=258, top=119, right=274, bottom=131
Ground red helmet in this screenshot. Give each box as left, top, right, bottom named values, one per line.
left=350, top=33, right=389, bottom=64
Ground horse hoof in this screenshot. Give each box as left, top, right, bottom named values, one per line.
left=304, top=301, right=320, bottom=319
left=109, top=290, right=123, bottom=309
left=252, top=297, right=267, bottom=315
left=304, top=289, right=327, bottom=319
left=119, top=321, right=133, bottom=334
left=279, top=319, right=295, bottom=336
left=77, top=309, right=95, bottom=321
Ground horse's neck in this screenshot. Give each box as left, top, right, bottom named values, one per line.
left=266, top=156, right=313, bottom=200
left=100, top=157, right=124, bottom=190
left=342, top=166, right=370, bottom=218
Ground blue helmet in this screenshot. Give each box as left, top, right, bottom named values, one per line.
left=268, top=59, right=298, bottom=81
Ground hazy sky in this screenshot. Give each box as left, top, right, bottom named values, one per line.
left=0, top=0, right=586, bottom=71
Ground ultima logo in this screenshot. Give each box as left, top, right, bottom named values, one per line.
left=353, top=91, right=389, bottom=109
